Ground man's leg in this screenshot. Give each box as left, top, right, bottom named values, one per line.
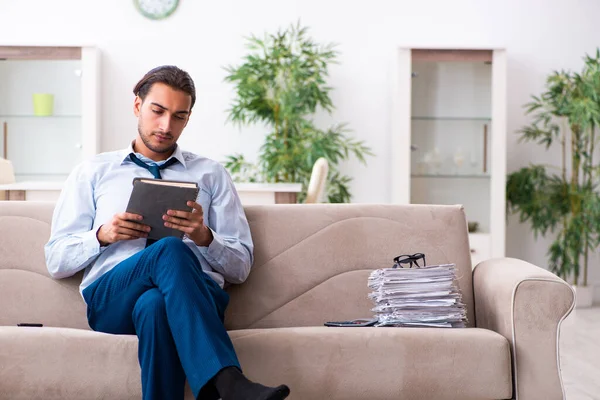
left=83, top=237, right=239, bottom=399
left=133, top=288, right=186, bottom=400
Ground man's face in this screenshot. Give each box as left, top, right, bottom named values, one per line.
left=133, top=82, right=192, bottom=160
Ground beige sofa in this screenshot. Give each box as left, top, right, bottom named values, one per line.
left=0, top=201, right=574, bottom=400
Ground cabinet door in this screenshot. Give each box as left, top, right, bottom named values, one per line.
left=409, top=54, right=493, bottom=234
left=391, top=48, right=412, bottom=204
left=392, top=48, right=507, bottom=263
left=0, top=46, right=99, bottom=182
left=0, top=59, right=82, bottom=181
left=80, top=46, right=100, bottom=161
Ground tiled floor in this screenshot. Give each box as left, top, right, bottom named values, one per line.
left=560, top=306, right=600, bottom=400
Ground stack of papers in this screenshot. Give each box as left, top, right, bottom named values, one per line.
left=367, top=264, right=467, bottom=328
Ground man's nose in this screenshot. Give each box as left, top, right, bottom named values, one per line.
left=158, top=114, right=172, bottom=132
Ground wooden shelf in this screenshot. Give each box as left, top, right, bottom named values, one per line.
left=411, top=174, right=490, bottom=179
left=411, top=116, right=491, bottom=121
left=0, top=46, right=81, bottom=60
left=411, top=49, right=493, bottom=63
left=0, top=115, right=80, bottom=118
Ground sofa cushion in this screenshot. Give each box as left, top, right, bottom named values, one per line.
left=231, top=327, right=512, bottom=400
left=0, top=205, right=88, bottom=330
left=227, top=204, right=474, bottom=330
left=0, top=327, right=142, bottom=400
left=0, top=326, right=195, bottom=399
left=0, top=326, right=511, bottom=400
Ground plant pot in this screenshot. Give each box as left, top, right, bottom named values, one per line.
left=32, top=93, right=54, bottom=116
left=573, top=285, right=594, bottom=308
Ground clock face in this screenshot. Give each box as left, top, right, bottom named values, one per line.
left=135, top=0, right=179, bottom=20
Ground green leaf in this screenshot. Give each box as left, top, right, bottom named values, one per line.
left=508, top=49, right=600, bottom=283
left=223, top=21, right=373, bottom=202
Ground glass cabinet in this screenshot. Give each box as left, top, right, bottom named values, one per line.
left=392, top=48, right=507, bottom=266
left=0, top=46, right=99, bottom=182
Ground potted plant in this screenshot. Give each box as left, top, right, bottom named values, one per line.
left=506, top=49, right=600, bottom=307
left=223, top=22, right=372, bottom=203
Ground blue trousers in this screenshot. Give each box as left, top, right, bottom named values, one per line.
left=82, top=237, right=241, bottom=400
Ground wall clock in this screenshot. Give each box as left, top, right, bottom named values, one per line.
left=134, top=0, right=179, bottom=20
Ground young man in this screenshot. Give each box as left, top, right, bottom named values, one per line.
left=44, top=65, right=291, bottom=400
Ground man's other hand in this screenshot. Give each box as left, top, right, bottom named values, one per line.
left=163, top=201, right=213, bottom=247
left=96, top=213, right=150, bottom=246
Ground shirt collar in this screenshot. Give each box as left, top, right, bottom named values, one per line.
left=121, top=141, right=187, bottom=168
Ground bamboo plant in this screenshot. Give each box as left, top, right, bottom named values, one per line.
left=506, top=49, right=600, bottom=286
left=223, top=22, right=372, bottom=203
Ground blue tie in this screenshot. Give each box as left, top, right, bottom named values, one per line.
left=129, top=153, right=179, bottom=179
left=129, top=153, right=179, bottom=247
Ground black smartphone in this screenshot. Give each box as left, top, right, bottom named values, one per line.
left=17, top=323, right=43, bottom=327
left=324, top=318, right=378, bottom=327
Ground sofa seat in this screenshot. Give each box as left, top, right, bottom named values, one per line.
left=0, top=325, right=512, bottom=400
left=0, top=326, right=144, bottom=399
left=231, top=327, right=512, bottom=400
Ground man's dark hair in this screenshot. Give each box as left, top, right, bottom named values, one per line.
left=133, top=65, right=196, bottom=110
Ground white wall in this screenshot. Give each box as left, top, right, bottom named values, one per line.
left=2, top=0, right=600, bottom=298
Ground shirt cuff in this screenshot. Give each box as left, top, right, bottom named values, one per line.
left=79, top=228, right=105, bottom=259
left=199, top=227, right=226, bottom=265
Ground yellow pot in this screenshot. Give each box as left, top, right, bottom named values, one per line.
left=32, top=93, right=54, bottom=116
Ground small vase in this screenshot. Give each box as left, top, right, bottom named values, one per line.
left=453, top=148, right=465, bottom=175
left=32, top=93, right=54, bottom=116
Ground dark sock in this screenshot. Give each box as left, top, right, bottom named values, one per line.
left=213, top=366, right=290, bottom=400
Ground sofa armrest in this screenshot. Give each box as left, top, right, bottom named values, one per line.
left=473, top=257, right=575, bottom=400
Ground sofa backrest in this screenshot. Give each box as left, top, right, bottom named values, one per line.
left=227, top=204, right=474, bottom=329
left=0, top=201, right=89, bottom=330
left=0, top=201, right=475, bottom=331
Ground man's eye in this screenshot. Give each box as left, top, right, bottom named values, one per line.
left=152, top=109, right=162, bottom=115
left=174, top=115, right=185, bottom=121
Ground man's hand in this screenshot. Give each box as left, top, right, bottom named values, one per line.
left=96, top=212, right=150, bottom=246
left=163, top=201, right=213, bottom=247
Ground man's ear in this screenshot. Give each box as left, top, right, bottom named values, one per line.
left=133, top=96, right=142, bottom=117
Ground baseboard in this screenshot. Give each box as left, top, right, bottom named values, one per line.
left=593, top=284, right=600, bottom=305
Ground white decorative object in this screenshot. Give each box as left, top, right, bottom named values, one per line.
left=453, top=147, right=465, bottom=174
left=469, top=150, right=478, bottom=173
left=392, top=47, right=507, bottom=265
left=431, top=147, right=442, bottom=175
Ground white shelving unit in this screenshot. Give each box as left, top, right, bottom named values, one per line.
left=392, top=48, right=507, bottom=266
left=0, top=46, right=100, bottom=182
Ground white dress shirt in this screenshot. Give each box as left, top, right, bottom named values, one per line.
left=44, top=143, right=254, bottom=298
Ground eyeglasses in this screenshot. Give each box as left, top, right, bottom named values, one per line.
left=393, top=253, right=426, bottom=269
